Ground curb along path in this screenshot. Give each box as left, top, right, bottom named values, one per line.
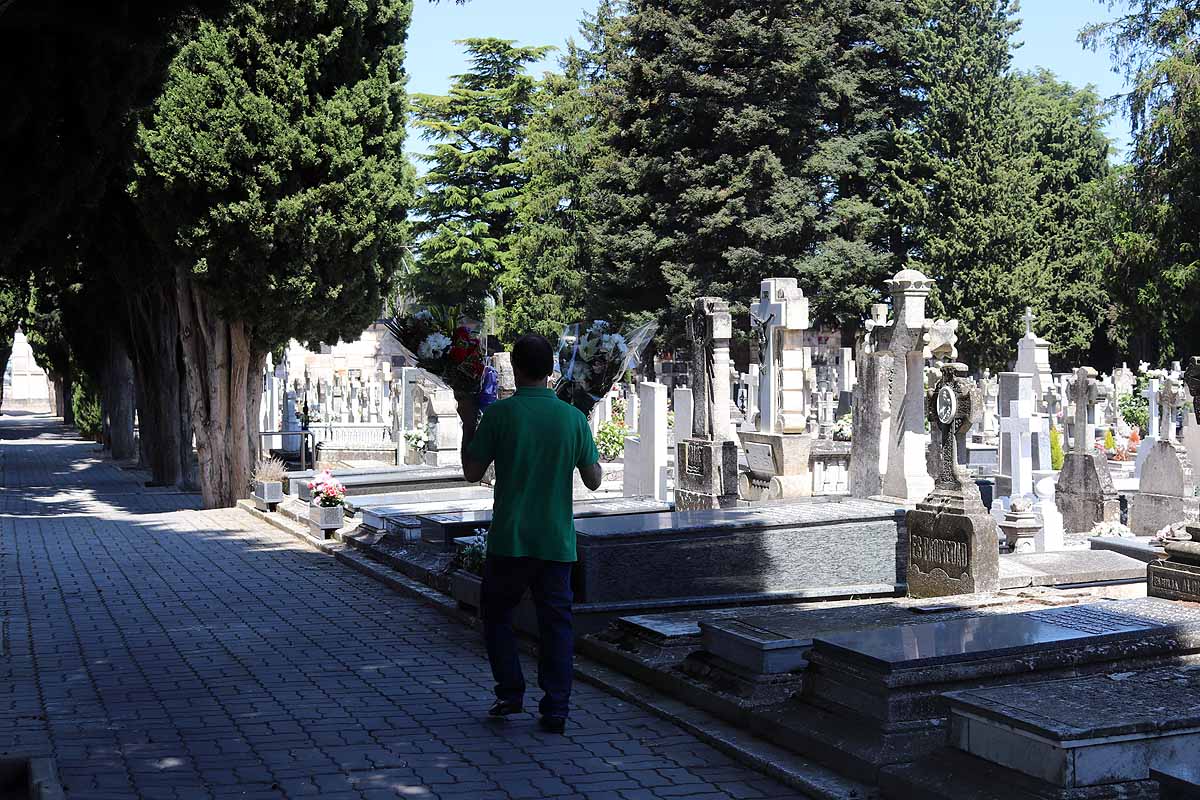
left=0, top=415, right=811, bottom=800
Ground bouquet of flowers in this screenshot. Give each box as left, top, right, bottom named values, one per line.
left=555, top=320, right=657, bottom=416
left=308, top=470, right=347, bottom=508
left=1088, top=519, right=1133, bottom=538
left=387, top=308, right=487, bottom=396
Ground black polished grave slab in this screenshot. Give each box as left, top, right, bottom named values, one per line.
left=419, top=496, right=673, bottom=550
left=572, top=498, right=906, bottom=605
left=296, top=466, right=469, bottom=500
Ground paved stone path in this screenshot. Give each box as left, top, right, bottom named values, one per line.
left=0, top=415, right=809, bottom=800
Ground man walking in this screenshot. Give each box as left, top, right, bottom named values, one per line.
left=461, top=334, right=602, bottom=733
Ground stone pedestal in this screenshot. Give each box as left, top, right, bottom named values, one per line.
left=675, top=439, right=739, bottom=510
left=738, top=431, right=812, bottom=501
left=1055, top=451, right=1120, bottom=534
left=1149, top=523, right=1200, bottom=602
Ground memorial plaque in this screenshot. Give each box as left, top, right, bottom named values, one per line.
left=1149, top=560, right=1200, bottom=603
left=685, top=442, right=705, bottom=478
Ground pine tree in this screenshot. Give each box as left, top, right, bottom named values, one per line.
left=409, top=39, right=551, bottom=312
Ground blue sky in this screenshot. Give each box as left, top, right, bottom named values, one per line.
left=406, top=0, right=1132, bottom=156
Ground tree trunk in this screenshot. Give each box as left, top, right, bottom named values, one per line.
left=177, top=342, right=198, bottom=491
left=175, top=267, right=263, bottom=508
left=49, top=374, right=64, bottom=418
left=101, top=338, right=136, bottom=460
left=127, top=287, right=185, bottom=486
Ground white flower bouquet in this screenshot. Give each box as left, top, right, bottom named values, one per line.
left=403, top=424, right=431, bottom=453
left=555, top=320, right=657, bottom=416
left=386, top=306, right=488, bottom=396
left=1088, top=519, right=1133, bottom=538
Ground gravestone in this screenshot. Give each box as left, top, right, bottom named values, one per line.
left=995, top=372, right=1036, bottom=501
left=1130, top=374, right=1198, bottom=535
left=675, top=298, right=739, bottom=510
left=849, top=269, right=953, bottom=502
left=1184, top=357, right=1200, bottom=472
left=1013, top=306, right=1054, bottom=412
left=741, top=279, right=814, bottom=499
left=837, top=346, right=855, bottom=416
left=1055, top=367, right=1120, bottom=534
left=422, top=381, right=462, bottom=467
left=1135, top=376, right=1162, bottom=477
left=623, top=381, right=669, bottom=502
left=906, top=362, right=1000, bottom=598
left=1149, top=520, right=1200, bottom=602
left=492, top=352, right=516, bottom=401
left=673, top=387, right=693, bottom=447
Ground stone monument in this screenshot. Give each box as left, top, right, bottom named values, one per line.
left=1129, top=373, right=1197, bottom=535
left=1148, top=520, right=1200, bottom=603
left=740, top=278, right=813, bottom=500
left=1055, top=367, right=1120, bottom=534
left=907, top=362, right=1000, bottom=597
left=1013, top=306, right=1054, bottom=412
left=675, top=298, right=739, bottom=510
left=849, top=268, right=954, bottom=502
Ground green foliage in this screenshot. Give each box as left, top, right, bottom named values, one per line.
left=595, top=419, right=626, bottom=461
left=132, top=0, right=415, bottom=351
left=72, top=377, right=103, bottom=439
left=1050, top=426, right=1065, bottom=470
left=457, top=531, right=488, bottom=576
left=1082, top=1, right=1200, bottom=362
left=409, top=38, right=551, bottom=314
left=1119, top=391, right=1150, bottom=434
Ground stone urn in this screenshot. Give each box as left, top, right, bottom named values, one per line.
left=308, top=503, right=344, bottom=540
left=252, top=480, right=284, bottom=512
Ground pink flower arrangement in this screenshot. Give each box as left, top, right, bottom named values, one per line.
left=308, top=470, right=347, bottom=508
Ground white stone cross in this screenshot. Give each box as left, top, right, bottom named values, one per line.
left=1000, top=393, right=1037, bottom=498
left=1143, top=378, right=1161, bottom=441
left=750, top=278, right=809, bottom=434
left=1160, top=375, right=1184, bottom=444
left=1023, top=306, right=1036, bottom=337
left=1069, top=367, right=1099, bottom=455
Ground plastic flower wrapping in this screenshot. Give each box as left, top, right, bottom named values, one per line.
left=308, top=469, right=347, bottom=508
left=386, top=308, right=488, bottom=397
left=554, top=320, right=657, bottom=416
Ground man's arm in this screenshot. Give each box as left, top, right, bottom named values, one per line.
left=578, top=460, right=602, bottom=491
left=461, top=400, right=491, bottom=483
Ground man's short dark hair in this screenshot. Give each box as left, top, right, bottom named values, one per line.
left=511, top=334, right=555, bottom=380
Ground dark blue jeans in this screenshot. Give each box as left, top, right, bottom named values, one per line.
left=481, top=555, right=574, bottom=718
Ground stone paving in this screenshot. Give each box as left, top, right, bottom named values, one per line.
left=0, top=414, right=810, bottom=800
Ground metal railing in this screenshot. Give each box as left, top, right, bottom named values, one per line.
left=258, top=430, right=317, bottom=472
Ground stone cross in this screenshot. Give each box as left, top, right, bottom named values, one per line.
left=1023, top=306, right=1036, bottom=336
left=688, top=297, right=733, bottom=442
left=999, top=375, right=1037, bottom=499
left=750, top=278, right=809, bottom=434
left=1069, top=367, right=1100, bottom=455
left=1160, top=375, right=1184, bottom=444
left=1043, top=383, right=1061, bottom=425
left=1143, top=378, right=1161, bottom=440
left=926, top=362, right=981, bottom=497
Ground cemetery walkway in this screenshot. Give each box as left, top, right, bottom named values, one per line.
left=0, top=414, right=810, bottom=800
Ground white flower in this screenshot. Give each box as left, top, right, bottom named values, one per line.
left=414, top=309, right=434, bottom=322
left=418, top=332, right=452, bottom=361
left=1089, top=520, right=1133, bottom=538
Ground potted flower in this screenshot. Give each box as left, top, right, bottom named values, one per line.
left=450, top=530, right=487, bottom=612
left=307, top=469, right=346, bottom=539
left=1089, top=519, right=1133, bottom=539
left=403, top=424, right=430, bottom=466
left=251, top=457, right=288, bottom=511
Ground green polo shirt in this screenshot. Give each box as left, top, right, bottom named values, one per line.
left=467, top=387, right=599, bottom=562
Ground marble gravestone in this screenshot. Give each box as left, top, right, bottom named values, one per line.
left=674, top=298, right=739, bottom=510
left=1130, top=373, right=1198, bottom=536
left=1056, top=367, right=1120, bottom=534
left=740, top=278, right=814, bottom=501
left=1013, top=306, right=1054, bottom=413
left=1149, top=520, right=1200, bottom=603
left=906, top=363, right=1000, bottom=598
